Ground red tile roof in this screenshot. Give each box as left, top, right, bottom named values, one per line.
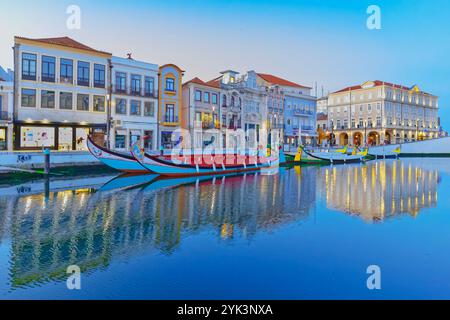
left=333, top=80, right=427, bottom=94
left=257, top=73, right=312, bottom=89
left=15, top=36, right=111, bottom=55
left=184, top=77, right=221, bottom=89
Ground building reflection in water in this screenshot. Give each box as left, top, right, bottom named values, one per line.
left=0, top=167, right=316, bottom=289
left=318, top=160, right=439, bottom=222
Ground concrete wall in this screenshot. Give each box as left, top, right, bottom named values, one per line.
left=0, top=151, right=99, bottom=170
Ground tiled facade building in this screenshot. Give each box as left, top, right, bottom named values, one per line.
left=327, top=81, right=439, bottom=146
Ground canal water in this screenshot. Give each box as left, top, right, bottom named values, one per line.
left=0, top=158, right=449, bottom=299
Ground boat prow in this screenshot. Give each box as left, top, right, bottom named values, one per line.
left=87, top=136, right=149, bottom=173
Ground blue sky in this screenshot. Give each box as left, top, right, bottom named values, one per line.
left=1, top=0, right=449, bottom=125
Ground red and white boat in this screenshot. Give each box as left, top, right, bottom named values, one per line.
left=88, top=135, right=280, bottom=176
left=130, top=142, right=280, bottom=176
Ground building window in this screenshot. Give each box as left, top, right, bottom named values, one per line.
left=60, top=58, right=73, bottom=84
left=144, top=101, right=155, bottom=117
left=130, top=100, right=141, bottom=115
left=93, top=95, right=105, bottom=112
left=94, top=64, right=106, bottom=88
left=77, top=94, right=90, bottom=111
left=195, top=90, right=202, bottom=101
left=144, top=130, right=153, bottom=149
left=21, top=89, right=36, bottom=107
left=144, top=77, right=155, bottom=97
left=212, top=93, right=218, bottom=105
left=41, top=90, right=55, bottom=108
left=115, top=72, right=127, bottom=92
left=77, top=61, right=90, bottom=86
left=204, top=92, right=210, bottom=103
left=22, top=53, right=37, bottom=80
left=131, top=74, right=142, bottom=95
left=165, top=104, right=175, bottom=122
left=60, top=92, right=73, bottom=110
left=41, top=56, right=56, bottom=82
left=165, top=78, right=175, bottom=92
left=115, top=134, right=126, bottom=149
left=115, top=98, right=127, bottom=114
left=376, top=117, right=382, bottom=127
left=0, top=127, right=6, bottom=150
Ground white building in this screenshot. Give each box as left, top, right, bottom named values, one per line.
left=111, top=56, right=159, bottom=151
left=0, top=66, right=14, bottom=151
left=209, top=70, right=268, bottom=149
left=317, top=96, right=328, bottom=114
left=13, top=36, right=111, bottom=151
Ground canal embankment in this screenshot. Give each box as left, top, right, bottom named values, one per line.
left=0, top=150, right=118, bottom=185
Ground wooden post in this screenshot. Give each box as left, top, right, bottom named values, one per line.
left=43, top=148, right=50, bottom=175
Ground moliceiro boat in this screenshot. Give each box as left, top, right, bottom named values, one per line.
left=130, top=141, right=280, bottom=176
left=287, top=145, right=372, bottom=164
left=87, top=135, right=149, bottom=173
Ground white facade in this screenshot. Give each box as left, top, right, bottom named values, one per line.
left=0, top=66, right=14, bottom=150
left=219, top=70, right=268, bottom=149
left=317, top=96, right=328, bottom=114
left=13, top=37, right=111, bottom=151
left=111, top=56, right=159, bottom=151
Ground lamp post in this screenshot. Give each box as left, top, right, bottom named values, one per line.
left=330, top=120, right=334, bottom=146
left=416, top=118, right=419, bottom=141
left=364, top=120, right=367, bottom=146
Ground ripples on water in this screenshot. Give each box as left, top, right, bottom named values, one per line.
left=0, top=159, right=446, bottom=299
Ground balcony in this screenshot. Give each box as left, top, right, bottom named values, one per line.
left=113, top=86, right=158, bottom=98
left=94, top=81, right=106, bottom=89
left=162, top=115, right=179, bottom=126
left=293, top=109, right=314, bottom=116
left=60, top=76, right=73, bottom=85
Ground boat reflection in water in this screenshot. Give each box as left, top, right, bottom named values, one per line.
left=318, top=160, right=439, bottom=222
left=0, top=167, right=316, bottom=290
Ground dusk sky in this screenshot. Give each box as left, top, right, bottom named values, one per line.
left=1, top=0, right=449, bottom=125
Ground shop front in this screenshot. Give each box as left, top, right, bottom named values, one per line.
left=14, top=122, right=106, bottom=151
left=0, top=127, right=7, bottom=150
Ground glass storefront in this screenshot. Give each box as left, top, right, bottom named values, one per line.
left=20, top=126, right=55, bottom=148
left=144, top=130, right=153, bottom=150
left=0, top=128, right=6, bottom=150
left=16, top=124, right=105, bottom=151
left=75, top=128, right=90, bottom=151
left=58, top=127, right=73, bottom=151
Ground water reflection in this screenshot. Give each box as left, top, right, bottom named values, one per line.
left=0, top=160, right=442, bottom=291
left=0, top=168, right=316, bottom=289
left=318, top=160, right=439, bottom=221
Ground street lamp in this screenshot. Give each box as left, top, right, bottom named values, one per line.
left=364, top=120, right=367, bottom=146
left=416, top=118, right=419, bottom=141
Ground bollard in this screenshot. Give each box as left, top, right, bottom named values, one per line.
left=43, top=147, right=51, bottom=175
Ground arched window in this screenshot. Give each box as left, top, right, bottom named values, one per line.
left=231, top=96, right=235, bottom=107
left=222, top=94, right=227, bottom=107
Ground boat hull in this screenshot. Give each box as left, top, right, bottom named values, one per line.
left=87, top=136, right=149, bottom=173
left=134, top=149, right=279, bottom=177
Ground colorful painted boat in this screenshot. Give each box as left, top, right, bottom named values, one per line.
left=368, top=145, right=401, bottom=159
left=87, top=136, right=149, bottom=173
left=287, top=145, right=372, bottom=164
left=130, top=141, right=280, bottom=177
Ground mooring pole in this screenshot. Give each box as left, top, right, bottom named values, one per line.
left=43, top=147, right=50, bottom=175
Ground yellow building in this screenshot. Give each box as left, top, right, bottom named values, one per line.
left=327, top=81, right=439, bottom=146
left=158, top=64, right=184, bottom=149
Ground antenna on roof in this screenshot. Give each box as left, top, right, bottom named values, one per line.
left=126, top=52, right=133, bottom=60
